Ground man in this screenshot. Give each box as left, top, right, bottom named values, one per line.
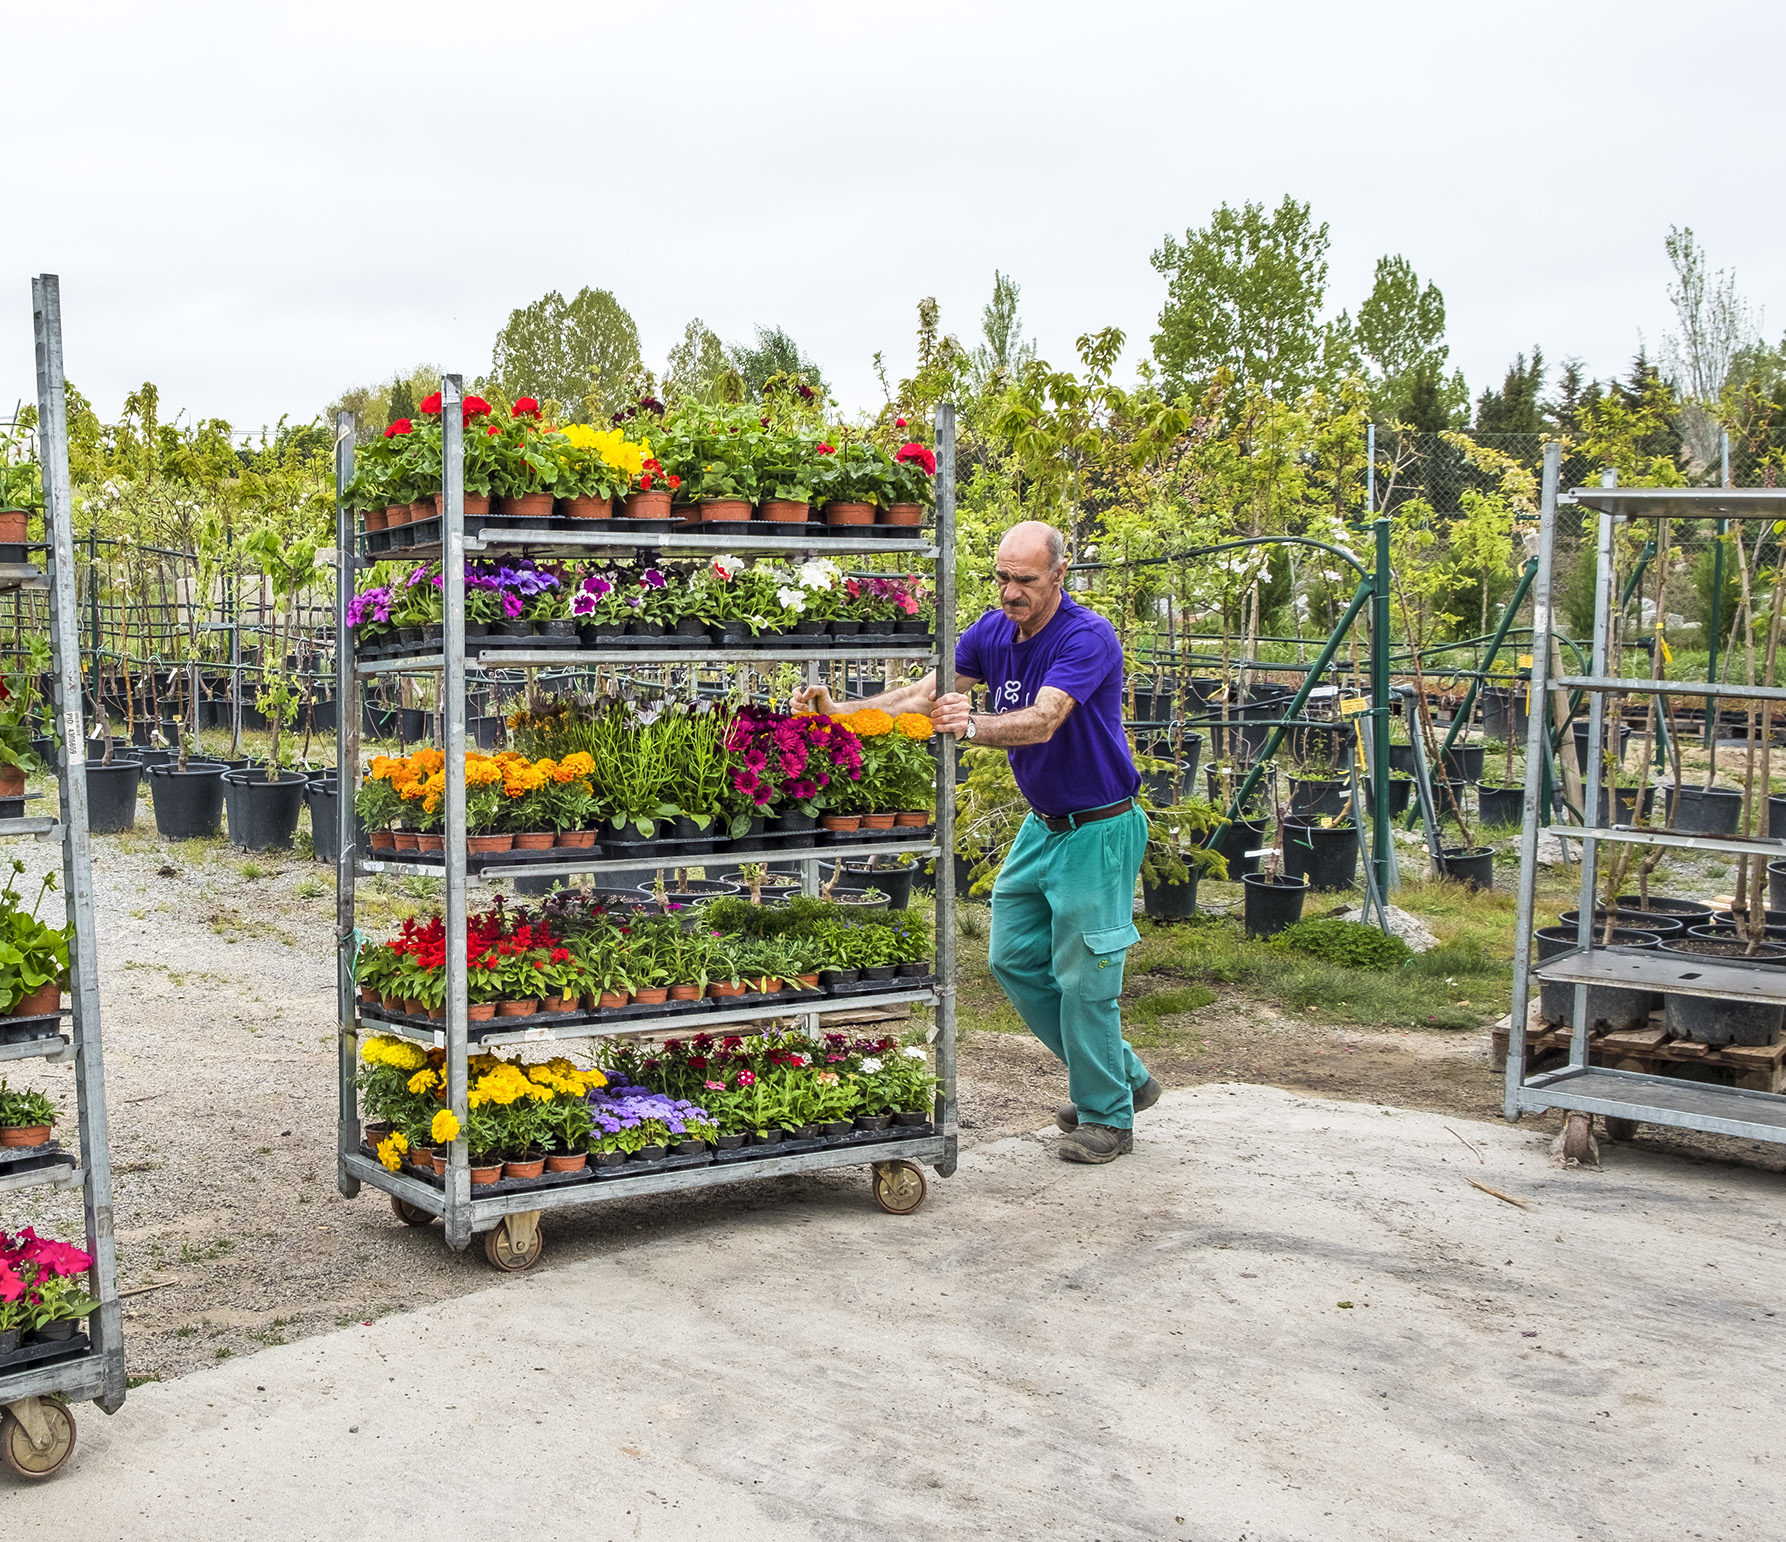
left=792, top=520, right=1159, bottom=1163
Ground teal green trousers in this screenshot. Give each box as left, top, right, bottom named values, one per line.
left=988, top=805, right=1149, bottom=1128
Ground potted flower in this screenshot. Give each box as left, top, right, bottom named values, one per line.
left=0, top=863, right=70, bottom=1018
left=553, top=423, right=644, bottom=519
left=808, top=434, right=893, bottom=524
left=0, top=668, right=38, bottom=799
left=0, top=422, right=43, bottom=563
left=0, top=1081, right=57, bottom=1147
left=489, top=399, right=561, bottom=520
left=881, top=438, right=936, bottom=525
left=622, top=457, right=681, bottom=520
left=539, top=1095, right=594, bottom=1172
left=1, top=1231, right=99, bottom=1349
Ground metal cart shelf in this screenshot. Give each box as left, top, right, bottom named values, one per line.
left=0, top=276, right=127, bottom=1480
left=333, top=376, right=960, bottom=1271
left=1507, top=453, right=1786, bottom=1157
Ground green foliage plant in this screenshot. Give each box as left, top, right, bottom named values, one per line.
left=1270, top=917, right=1412, bottom=971
left=0, top=863, right=71, bottom=1014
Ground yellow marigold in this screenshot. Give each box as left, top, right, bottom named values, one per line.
left=412, top=747, right=445, bottom=775
left=407, top=1068, right=438, bottom=1094
left=385, top=1039, right=427, bottom=1072
left=534, top=757, right=560, bottom=782
left=465, top=757, right=505, bottom=788
left=894, top=712, right=936, bottom=740
left=558, top=752, right=596, bottom=779
left=838, top=707, right=893, bottom=738
left=431, top=1109, right=461, bottom=1144
left=376, top=1131, right=409, bottom=1172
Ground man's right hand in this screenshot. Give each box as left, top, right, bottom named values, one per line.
left=790, top=683, right=837, bottom=716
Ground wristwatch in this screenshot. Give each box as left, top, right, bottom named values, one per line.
left=963, top=715, right=978, bottom=741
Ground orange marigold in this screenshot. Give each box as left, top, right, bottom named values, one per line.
left=894, top=712, right=935, bottom=740
left=838, top=707, right=893, bottom=738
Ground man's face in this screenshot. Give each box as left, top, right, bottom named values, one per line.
left=995, top=542, right=1062, bottom=622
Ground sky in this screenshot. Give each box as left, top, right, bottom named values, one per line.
left=4, top=0, right=1783, bottom=434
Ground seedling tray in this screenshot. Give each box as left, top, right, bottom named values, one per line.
left=591, top=1147, right=714, bottom=1182
left=0, top=1011, right=66, bottom=1045
left=0, top=1330, right=90, bottom=1374
left=0, top=1140, right=72, bottom=1177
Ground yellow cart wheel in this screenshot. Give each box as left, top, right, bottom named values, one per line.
left=1, top=1400, right=77, bottom=1480
left=871, top=1160, right=927, bottom=1216
left=391, top=1195, right=435, bottom=1227
left=482, top=1213, right=544, bottom=1272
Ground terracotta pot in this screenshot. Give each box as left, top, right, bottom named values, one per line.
left=894, top=811, right=931, bottom=826
left=393, top=831, right=420, bottom=852
left=467, top=1001, right=497, bottom=1022
left=759, top=978, right=784, bottom=994
left=496, top=999, right=539, bottom=1017
left=416, top=832, right=445, bottom=854
left=545, top=1152, right=588, bottom=1174
left=504, top=1156, right=546, bottom=1180
left=464, top=494, right=492, bottom=517
left=404, top=998, right=425, bottom=1017
left=623, top=490, right=674, bottom=520
left=824, top=501, right=875, bottom=526
left=707, top=982, right=746, bottom=999
left=467, top=833, right=513, bottom=854
left=409, top=497, right=437, bottom=522
left=380, top=993, right=403, bottom=1013
left=797, top=973, right=820, bottom=989
left=699, top=498, right=751, bottom=522
left=0, top=509, right=29, bottom=544
left=597, top=990, right=630, bottom=1009
left=427, top=1004, right=444, bottom=1021
left=512, top=831, right=556, bottom=850
left=0, top=1124, right=51, bottom=1148
left=632, top=986, right=669, bottom=1005
left=363, top=507, right=390, bottom=532
left=503, top=492, right=554, bottom=522
left=760, top=499, right=811, bottom=523
left=668, top=984, right=702, bottom=1001
left=432, top=1152, right=447, bottom=1175
left=820, top=814, right=861, bottom=831
left=357, top=985, right=375, bottom=1006
left=545, top=992, right=579, bottom=1013
left=555, top=830, right=597, bottom=848
left=384, top=503, right=412, bottom=527
left=0, top=767, right=25, bottom=797
left=561, top=495, right=613, bottom=520
left=370, top=829, right=397, bottom=851
left=410, top=1145, right=435, bottom=1170
left=881, top=502, right=924, bottom=526
left=469, top=1163, right=503, bottom=1188
left=8, top=980, right=61, bottom=1017
left=861, top=813, right=897, bottom=830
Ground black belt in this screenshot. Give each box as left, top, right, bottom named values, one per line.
left=1035, top=798, right=1135, bottom=834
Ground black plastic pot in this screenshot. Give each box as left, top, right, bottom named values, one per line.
left=1668, top=784, right=1743, bottom=835
left=1614, top=894, right=1713, bottom=919
left=398, top=707, right=429, bottom=742
left=1387, top=743, right=1417, bottom=776
left=1479, top=686, right=1529, bottom=742
left=1770, top=860, right=1786, bottom=914
left=1438, top=846, right=1495, bottom=890
left=306, top=779, right=341, bottom=863
left=1208, top=816, right=1266, bottom=881
left=1142, top=869, right=1198, bottom=921
left=1289, top=776, right=1347, bottom=819
left=134, top=748, right=173, bottom=770
left=85, top=759, right=144, bottom=833
left=1440, top=744, right=1486, bottom=783
left=222, top=768, right=309, bottom=852
left=1594, top=782, right=1656, bottom=826
left=836, top=863, right=915, bottom=910
left=1558, top=907, right=1685, bottom=941
left=1477, top=783, right=1523, bottom=825
left=1658, top=935, right=1786, bottom=1045
left=1242, top=873, right=1306, bottom=938
left=1364, top=776, right=1413, bottom=818
left=603, top=820, right=657, bottom=848
left=1282, top=819, right=1358, bottom=891
left=1573, top=720, right=1633, bottom=773
left=1534, top=925, right=1661, bottom=1031
left=147, top=761, right=226, bottom=839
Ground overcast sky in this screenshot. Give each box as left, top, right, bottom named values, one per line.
left=5, top=0, right=1782, bottom=434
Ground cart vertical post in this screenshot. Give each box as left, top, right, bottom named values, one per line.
left=932, top=400, right=958, bottom=1178
left=334, top=411, right=361, bottom=1199
left=440, top=375, right=473, bottom=1251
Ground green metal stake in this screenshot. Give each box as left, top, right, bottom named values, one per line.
left=1437, top=556, right=1537, bottom=767
left=1372, top=516, right=1393, bottom=903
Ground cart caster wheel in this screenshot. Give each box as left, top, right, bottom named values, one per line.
left=1561, top=1111, right=1595, bottom=1164
left=1603, top=1117, right=1638, bottom=1142
left=1, top=1401, right=77, bottom=1480
left=391, top=1195, right=434, bottom=1227
left=872, top=1160, right=927, bottom=1215
left=482, top=1216, right=544, bottom=1273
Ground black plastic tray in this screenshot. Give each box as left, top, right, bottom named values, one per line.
left=0, top=1013, right=66, bottom=1045
left=0, top=1330, right=90, bottom=1374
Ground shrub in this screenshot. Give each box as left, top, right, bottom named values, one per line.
left=1271, top=917, right=1412, bottom=971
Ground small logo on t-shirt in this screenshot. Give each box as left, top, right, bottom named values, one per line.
left=998, top=679, right=1025, bottom=710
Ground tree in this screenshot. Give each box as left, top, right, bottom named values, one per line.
left=1663, top=225, right=1759, bottom=473
left=728, top=326, right=827, bottom=400
left=327, top=363, right=443, bottom=444
left=663, top=318, right=734, bottom=405
left=488, top=287, right=642, bottom=423
left=1474, top=349, right=1546, bottom=434
left=1547, top=358, right=1600, bottom=435
left=1354, top=255, right=1467, bottom=426
left=968, top=271, right=1036, bottom=396
left=1150, top=197, right=1332, bottom=401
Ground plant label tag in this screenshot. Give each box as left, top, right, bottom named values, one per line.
left=432, top=1031, right=445, bottom=1048
left=1518, top=655, right=1533, bottom=668
left=522, top=1027, right=550, bottom=1042
left=1340, top=697, right=1370, bottom=717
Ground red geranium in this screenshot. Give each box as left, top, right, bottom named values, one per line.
left=385, top=419, right=413, bottom=438
left=418, top=391, right=443, bottom=415
left=463, top=395, right=493, bottom=419
left=512, top=398, right=542, bottom=419
left=667, top=474, right=680, bottom=489
left=895, top=442, right=936, bottom=476
left=895, top=417, right=907, bottom=428
left=486, top=425, right=501, bottom=437
left=816, top=443, right=836, bottom=455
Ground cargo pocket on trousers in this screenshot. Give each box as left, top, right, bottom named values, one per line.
left=1081, top=922, right=1142, bottom=1001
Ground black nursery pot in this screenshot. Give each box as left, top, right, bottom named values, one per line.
left=1142, top=869, right=1199, bottom=921
left=306, top=779, right=341, bottom=864
left=84, top=759, right=144, bottom=833
left=222, top=768, right=309, bottom=852
left=1668, top=785, right=1743, bottom=836
left=1365, top=776, right=1413, bottom=818
left=1282, top=818, right=1358, bottom=892
left=1208, top=815, right=1266, bottom=881
left=1534, top=925, right=1661, bottom=1032
left=1387, top=743, right=1418, bottom=776
left=836, top=862, right=915, bottom=910
left=1242, top=873, right=1306, bottom=937
left=1573, top=720, right=1632, bottom=773
left=1438, top=845, right=1495, bottom=890
left=147, top=761, right=226, bottom=839
left=1477, top=783, right=1523, bottom=826
left=1658, top=935, right=1786, bottom=1046
left=1440, top=744, right=1486, bottom=784
left=1558, top=907, right=1685, bottom=941
left=1770, top=860, right=1786, bottom=915
left=1288, top=776, right=1347, bottom=819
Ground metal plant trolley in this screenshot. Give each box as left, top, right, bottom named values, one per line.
left=333, top=377, right=960, bottom=1269
left=0, top=276, right=127, bottom=1478
left=1507, top=456, right=1786, bottom=1155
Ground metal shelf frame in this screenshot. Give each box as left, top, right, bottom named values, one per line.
left=0, top=276, right=128, bottom=1416
left=334, top=377, right=960, bottom=1255
left=1507, top=468, right=1786, bottom=1146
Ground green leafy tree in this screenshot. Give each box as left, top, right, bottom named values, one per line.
left=968, top=271, right=1037, bottom=397
left=728, top=326, right=827, bottom=400
left=1473, top=348, right=1546, bottom=433
left=1351, top=255, right=1467, bottom=427
left=489, top=287, right=642, bottom=423
left=386, top=376, right=415, bottom=424
left=1150, top=196, right=1333, bottom=401
left=664, top=318, right=735, bottom=405
left=327, top=363, right=444, bottom=445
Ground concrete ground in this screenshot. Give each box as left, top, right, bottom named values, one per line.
left=8, top=1084, right=1782, bottom=1541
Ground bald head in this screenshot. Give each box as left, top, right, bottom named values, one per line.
left=994, top=521, right=1069, bottom=637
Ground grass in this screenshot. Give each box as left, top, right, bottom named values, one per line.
left=295, top=875, right=327, bottom=900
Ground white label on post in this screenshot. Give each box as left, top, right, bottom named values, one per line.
left=522, top=1027, right=550, bottom=1042
left=432, top=1031, right=445, bottom=1049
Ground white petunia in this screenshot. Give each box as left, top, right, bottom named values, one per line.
left=902, top=1046, right=927, bottom=1061
left=859, top=1057, right=882, bottom=1074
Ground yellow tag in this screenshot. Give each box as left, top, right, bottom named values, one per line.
left=1518, top=654, right=1533, bottom=668
left=1655, top=624, right=1673, bottom=665
left=1340, top=697, right=1370, bottom=717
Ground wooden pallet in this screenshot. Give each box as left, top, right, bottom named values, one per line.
left=1491, top=1017, right=1786, bottom=1094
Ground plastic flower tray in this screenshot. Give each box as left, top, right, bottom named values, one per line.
left=0, top=1330, right=90, bottom=1375
left=0, top=1010, right=67, bottom=1045
left=0, top=1139, right=72, bottom=1177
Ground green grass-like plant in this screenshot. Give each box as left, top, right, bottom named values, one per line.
left=1271, top=917, right=1413, bottom=971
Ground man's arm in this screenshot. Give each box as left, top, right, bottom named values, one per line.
left=792, top=671, right=980, bottom=719
left=932, top=685, right=1075, bottom=746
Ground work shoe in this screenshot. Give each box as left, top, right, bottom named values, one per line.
left=1056, top=1076, right=1161, bottom=1134
left=1058, top=1124, right=1133, bottom=1163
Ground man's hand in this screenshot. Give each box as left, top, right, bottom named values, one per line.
left=790, top=683, right=837, bottom=716
left=931, top=692, right=972, bottom=736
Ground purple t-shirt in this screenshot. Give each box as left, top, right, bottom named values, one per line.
left=955, top=594, right=1138, bottom=818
